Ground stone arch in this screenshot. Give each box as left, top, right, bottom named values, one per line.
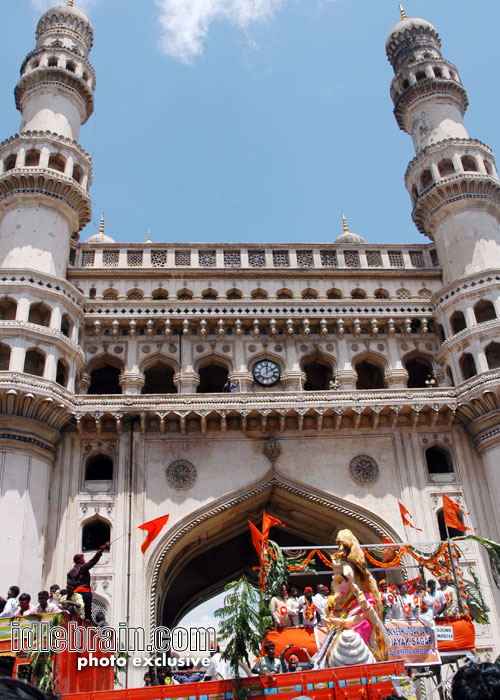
left=56, top=358, right=69, bottom=387
left=141, top=355, right=178, bottom=394
left=352, top=351, right=387, bottom=390
left=402, top=351, right=434, bottom=388
left=84, top=452, right=114, bottom=482
left=251, top=288, right=268, bottom=300
left=459, top=353, right=477, bottom=381
left=202, top=288, right=218, bottom=300
left=28, top=301, right=51, bottom=327
left=276, top=288, right=293, bottom=299
left=126, top=288, right=144, bottom=300
left=147, top=471, right=401, bottom=630
left=24, top=348, right=46, bottom=377
left=177, top=288, right=193, bottom=300
left=450, top=310, right=467, bottom=334
left=374, top=288, right=389, bottom=299
left=0, top=342, right=11, bottom=371
left=152, top=288, right=169, bottom=300
left=301, top=288, right=318, bottom=299
left=226, top=288, right=242, bottom=300
left=326, top=288, right=342, bottom=299
left=60, top=313, right=73, bottom=338
left=351, top=288, right=366, bottom=299
left=248, top=351, right=286, bottom=381
left=87, top=354, right=124, bottom=395
left=82, top=515, right=111, bottom=552
left=300, top=351, right=335, bottom=391
left=425, top=444, right=454, bottom=475
left=102, top=288, right=118, bottom=300
left=485, top=342, right=500, bottom=370
left=0, top=296, right=17, bottom=320
left=474, top=299, right=496, bottom=324
left=195, top=353, right=233, bottom=393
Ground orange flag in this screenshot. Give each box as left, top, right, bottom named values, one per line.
left=248, top=520, right=264, bottom=558
left=261, top=511, right=285, bottom=543
left=138, top=514, right=169, bottom=554
left=443, top=495, right=471, bottom=533
left=398, top=501, right=422, bottom=531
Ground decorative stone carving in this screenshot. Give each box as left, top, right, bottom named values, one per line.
left=349, top=455, right=379, bottom=484
left=166, top=459, right=196, bottom=489
left=263, top=436, right=280, bottom=466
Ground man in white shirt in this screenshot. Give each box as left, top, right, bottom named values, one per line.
left=398, top=583, right=413, bottom=620
left=13, top=593, right=37, bottom=617
left=439, top=575, right=459, bottom=617
left=0, top=586, right=20, bottom=619
left=33, top=590, right=61, bottom=616
left=427, top=579, right=446, bottom=618
left=312, top=585, right=327, bottom=620
left=298, top=587, right=320, bottom=627
left=382, top=585, right=402, bottom=620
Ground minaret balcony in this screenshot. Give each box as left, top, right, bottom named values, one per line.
left=393, top=77, right=468, bottom=132
left=15, top=66, right=94, bottom=124
left=0, top=166, right=91, bottom=232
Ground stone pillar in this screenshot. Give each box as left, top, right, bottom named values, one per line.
left=0, top=417, right=59, bottom=596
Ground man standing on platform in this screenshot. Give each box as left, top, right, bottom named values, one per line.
left=67, top=542, right=110, bottom=621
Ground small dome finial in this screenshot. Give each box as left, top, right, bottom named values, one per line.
left=342, top=213, right=349, bottom=234
left=399, top=4, right=408, bottom=21
left=99, top=214, right=104, bottom=234
left=68, top=0, right=74, bottom=6
left=147, top=229, right=151, bottom=242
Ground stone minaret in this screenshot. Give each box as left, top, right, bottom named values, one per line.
left=387, top=7, right=500, bottom=287
left=0, top=2, right=94, bottom=595
left=0, top=0, right=94, bottom=278
left=388, top=8, right=500, bottom=537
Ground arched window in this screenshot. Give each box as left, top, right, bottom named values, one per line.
left=82, top=518, right=110, bottom=552
left=152, top=288, right=169, bottom=300
left=484, top=160, right=493, bottom=175
left=28, top=302, right=51, bottom=327
left=102, top=288, right=118, bottom=300
left=426, top=445, right=454, bottom=474
left=72, top=164, right=83, bottom=184
left=415, top=70, right=426, bottom=82
left=327, top=288, right=342, bottom=299
left=88, top=362, right=122, bottom=394
left=177, top=288, right=193, bottom=300
left=437, top=508, right=464, bottom=540
left=351, top=288, right=366, bottom=299
left=56, top=359, right=68, bottom=387
left=302, top=288, right=318, bottom=300
left=48, top=153, right=66, bottom=173
left=438, top=159, right=455, bottom=177
left=277, top=288, right=293, bottom=299
left=460, top=353, right=477, bottom=380
left=126, top=288, right=143, bottom=300
left=251, top=289, right=268, bottom=300
left=4, top=155, right=16, bottom=171
left=142, top=362, right=177, bottom=394
left=485, top=342, right=500, bottom=370
left=436, top=323, right=446, bottom=343
left=61, top=314, right=73, bottom=338
left=65, top=61, right=76, bottom=73
left=374, top=289, right=389, bottom=299
left=0, top=297, right=17, bottom=320
left=226, top=288, right=242, bottom=300
left=25, top=149, right=41, bottom=167
left=355, top=360, right=385, bottom=390
left=197, top=363, right=229, bottom=393
left=433, top=67, right=443, bottom=78
left=405, top=356, right=433, bottom=388
left=474, top=299, right=496, bottom=324
left=89, top=287, right=96, bottom=299
left=24, top=349, right=45, bottom=377
left=421, top=169, right=433, bottom=189
left=202, top=289, right=218, bottom=300
left=450, top=310, right=466, bottom=334
left=47, top=56, right=58, bottom=67
left=85, top=454, right=113, bottom=481
left=303, top=358, right=332, bottom=391
left=461, top=156, right=478, bottom=172
left=0, top=342, right=11, bottom=371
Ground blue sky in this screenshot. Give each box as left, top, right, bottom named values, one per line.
left=1, top=1, right=500, bottom=246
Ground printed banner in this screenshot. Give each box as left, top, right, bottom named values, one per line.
left=385, top=620, right=441, bottom=666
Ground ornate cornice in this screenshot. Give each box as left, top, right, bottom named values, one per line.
left=394, top=79, right=468, bottom=133
left=15, top=68, right=94, bottom=124
left=0, top=167, right=91, bottom=231
left=405, top=139, right=493, bottom=181
left=0, top=270, right=85, bottom=311
left=0, top=320, right=85, bottom=362
left=0, top=130, right=92, bottom=164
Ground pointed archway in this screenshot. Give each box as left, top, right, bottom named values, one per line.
left=147, top=471, right=399, bottom=630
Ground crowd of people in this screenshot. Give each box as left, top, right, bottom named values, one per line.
left=0, top=543, right=110, bottom=624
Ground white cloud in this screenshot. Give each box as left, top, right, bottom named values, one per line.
left=31, top=0, right=99, bottom=13
left=154, top=0, right=286, bottom=64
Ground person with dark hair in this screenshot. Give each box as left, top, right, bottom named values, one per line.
left=59, top=584, right=84, bottom=618
left=251, top=641, right=283, bottom=678
left=13, top=594, right=36, bottom=617
left=33, top=591, right=61, bottom=616
left=95, top=611, right=107, bottom=628
left=48, top=585, right=60, bottom=606
left=0, top=678, right=58, bottom=699
left=0, top=586, right=20, bottom=619
left=144, top=672, right=153, bottom=686
left=66, top=541, right=110, bottom=620
left=451, top=662, right=500, bottom=700
left=280, top=644, right=314, bottom=672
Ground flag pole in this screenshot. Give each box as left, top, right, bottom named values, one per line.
left=444, top=516, right=465, bottom=615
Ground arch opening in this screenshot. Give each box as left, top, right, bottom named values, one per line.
left=142, top=361, right=177, bottom=394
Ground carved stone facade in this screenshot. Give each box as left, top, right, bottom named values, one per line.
left=1, top=5, right=500, bottom=685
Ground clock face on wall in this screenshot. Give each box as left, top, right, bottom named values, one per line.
left=253, top=360, right=281, bottom=386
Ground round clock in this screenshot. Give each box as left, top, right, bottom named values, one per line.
left=253, top=359, right=281, bottom=386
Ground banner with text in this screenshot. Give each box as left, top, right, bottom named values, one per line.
left=385, top=620, right=441, bottom=666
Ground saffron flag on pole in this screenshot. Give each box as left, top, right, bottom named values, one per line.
left=248, top=520, right=264, bottom=558
left=138, top=514, right=169, bottom=554
left=398, top=501, right=422, bottom=531
left=443, top=494, right=472, bottom=533
left=261, top=511, right=285, bottom=543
